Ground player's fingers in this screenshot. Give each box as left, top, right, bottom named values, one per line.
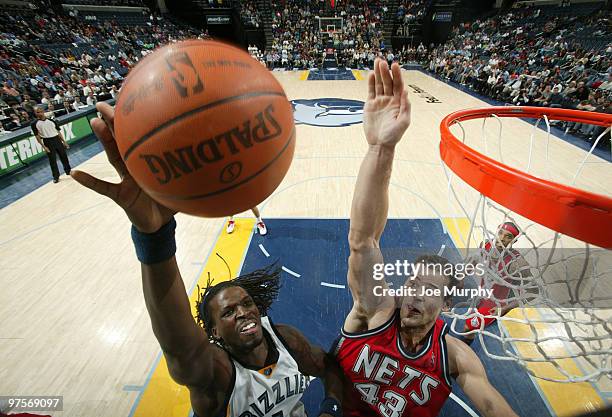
left=399, top=90, right=411, bottom=126
left=71, top=170, right=120, bottom=202
left=367, top=72, right=376, bottom=100
left=391, top=62, right=404, bottom=97
left=96, top=102, right=115, bottom=136
left=374, top=59, right=384, bottom=96
left=91, top=117, right=129, bottom=178
left=379, top=60, right=393, bottom=96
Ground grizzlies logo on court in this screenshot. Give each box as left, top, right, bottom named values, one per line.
left=291, top=98, right=364, bottom=127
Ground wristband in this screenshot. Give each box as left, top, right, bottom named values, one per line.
left=319, top=397, right=342, bottom=417
left=131, top=218, right=177, bottom=265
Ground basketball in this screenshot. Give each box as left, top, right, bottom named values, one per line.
left=114, top=39, right=295, bottom=217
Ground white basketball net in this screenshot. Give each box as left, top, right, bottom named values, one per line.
left=440, top=111, right=612, bottom=383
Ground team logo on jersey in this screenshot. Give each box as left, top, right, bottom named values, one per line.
left=291, top=98, right=364, bottom=127
left=258, top=364, right=276, bottom=378
left=237, top=374, right=311, bottom=416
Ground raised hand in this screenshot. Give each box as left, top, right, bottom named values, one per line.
left=363, top=59, right=411, bottom=148
left=71, top=102, right=175, bottom=233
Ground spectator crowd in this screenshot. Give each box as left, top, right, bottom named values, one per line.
left=427, top=4, right=611, bottom=140
left=397, top=0, right=427, bottom=24
left=260, top=0, right=431, bottom=70
left=395, top=0, right=427, bottom=37
left=265, top=0, right=391, bottom=70
left=4, top=0, right=609, bottom=140
left=0, top=0, right=207, bottom=134
left=240, top=0, right=262, bottom=28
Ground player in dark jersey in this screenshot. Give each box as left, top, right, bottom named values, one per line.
left=336, top=58, right=518, bottom=417
left=463, top=222, right=531, bottom=343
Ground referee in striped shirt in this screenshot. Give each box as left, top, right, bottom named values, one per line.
left=32, top=106, right=71, bottom=183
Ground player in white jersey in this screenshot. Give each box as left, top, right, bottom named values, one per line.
left=193, top=266, right=338, bottom=417
left=72, top=103, right=344, bottom=417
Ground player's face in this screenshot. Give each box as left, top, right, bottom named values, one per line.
left=496, top=229, right=515, bottom=250
left=400, top=273, right=449, bottom=329
left=210, top=287, right=264, bottom=351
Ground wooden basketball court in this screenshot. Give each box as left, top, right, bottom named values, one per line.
left=1, top=69, right=610, bottom=416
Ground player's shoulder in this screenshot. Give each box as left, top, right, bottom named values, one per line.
left=201, top=341, right=235, bottom=375
left=341, top=307, right=398, bottom=340
left=168, top=340, right=233, bottom=396
left=444, top=333, right=465, bottom=352
left=506, top=248, right=528, bottom=270
left=273, top=322, right=329, bottom=375
left=444, top=334, right=482, bottom=376
left=444, top=334, right=464, bottom=376
left=273, top=323, right=304, bottom=346
left=267, top=321, right=314, bottom=358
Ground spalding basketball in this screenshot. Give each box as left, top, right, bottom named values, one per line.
left=114, top=39, right=295, bottom=217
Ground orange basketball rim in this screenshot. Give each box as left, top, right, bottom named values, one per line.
left=439, top=106, right=612, bottom=249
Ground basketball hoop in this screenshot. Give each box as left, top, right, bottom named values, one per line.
left=439, top=106, right=612, bottom=383
left=440, top=106, right=612, bottom=249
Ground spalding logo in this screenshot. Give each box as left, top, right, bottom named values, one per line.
left=291, top=98, right=364, bottom=127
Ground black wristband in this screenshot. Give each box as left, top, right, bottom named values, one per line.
left=319, top=397, right=342, bottom=417
left=131, top=218, right=177, bottom=265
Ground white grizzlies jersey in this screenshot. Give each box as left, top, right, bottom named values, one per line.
left=226, top=317, right=312, bottom=417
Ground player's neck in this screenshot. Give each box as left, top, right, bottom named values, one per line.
left=230, top=334, right=270, bottom=368
left=398, top=323, right=433, bottom=353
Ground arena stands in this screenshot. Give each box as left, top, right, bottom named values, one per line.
left=248, top=44, right=266, bottom=65
left=62, top=0, right=146, bottom=6
left=397, top=0, right=427, bottom=23
left=240, top=0, right=262, bottom=28
left=330, top=0, right=386, bottom=68
left=0, top=0, right=207, bottom=132
left=427, top=2, right=611, bottom=140
left=268, top=0, right=322, bottom=69
left=267, top=0, right=388, bottom=69
left=2, top=0, right=609, bottom=136
left=393, top=0, right=429, bottom=39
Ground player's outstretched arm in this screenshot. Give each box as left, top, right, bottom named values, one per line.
left=345, top=58, right=411, bottom=332
left=277, top=325, right=344, bottom=416
left=447, top=336, right=519, bottom=417
left=72, top=102, right=218, bottom=389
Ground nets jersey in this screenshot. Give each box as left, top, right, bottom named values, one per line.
left=334, top=310, right=452, bottom=417
left=224, top=317, right=312, bottom=417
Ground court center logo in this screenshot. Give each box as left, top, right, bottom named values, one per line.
left=291, top=98, right=364, bottom=127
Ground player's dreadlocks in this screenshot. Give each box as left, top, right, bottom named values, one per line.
left=195, top=262, right=281, bottom=344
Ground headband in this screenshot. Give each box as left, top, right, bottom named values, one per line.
left=500, top=222, right=520, bottom=237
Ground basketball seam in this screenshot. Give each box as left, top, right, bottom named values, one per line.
left=122, top=91, right=287, bottom=161
left=148, top=126, right=296, bottom=201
